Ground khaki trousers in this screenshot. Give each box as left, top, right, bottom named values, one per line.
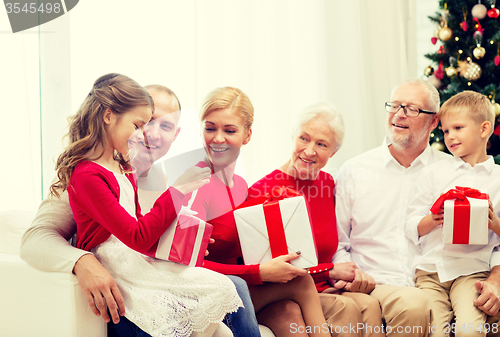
left=320, top=288, right=384, bottom=337
left=369, top=284, right=432, bottom=337
left=415, top=269, right=498, bottom=337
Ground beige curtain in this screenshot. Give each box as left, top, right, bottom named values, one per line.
left=0, top=0, right=419, bottom=211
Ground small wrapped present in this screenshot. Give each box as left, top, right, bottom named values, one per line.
left=155, top=209, right=213, bottom=267
left=431, top=186, right=489, bottom=245
left=234, top=187, right=318, bottom=269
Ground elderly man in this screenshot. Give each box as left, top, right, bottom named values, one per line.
left=334, top=78, right=500, bottom=337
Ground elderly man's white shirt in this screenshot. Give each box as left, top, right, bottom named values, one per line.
left=406, top=156, right=500, bottom=283
left=334, top=137, right=449, bottom=286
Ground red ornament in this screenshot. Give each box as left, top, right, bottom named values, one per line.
left=495, top=55, right=500, bottom=66
left=488, top=7, right=500, bottom=19
left=494, top=124, right=500, bottom=137
left=461, top=21, right=468, bottom=31
left=437, top=46, right=446, bottom=54
left=473, top=18, right=484, bottom=35
left=431, top=37, right=438, bottom=45
left=435, top=61, right=445, bottom=80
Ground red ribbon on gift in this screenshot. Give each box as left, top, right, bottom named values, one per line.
left=237, top=186, right=302, bottom=259
left=168, top=215, right=213, bottom=267
left=430, top=186, right=488, bottom=244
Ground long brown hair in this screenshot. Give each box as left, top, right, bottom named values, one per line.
left=49, top=73, right=154, bottom=199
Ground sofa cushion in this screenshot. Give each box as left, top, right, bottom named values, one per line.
left=0, top=209, right=36, bottom=255
left=0, top=252, right=106, bottom=336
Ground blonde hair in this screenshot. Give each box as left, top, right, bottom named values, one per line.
left=50, top=73, right=154, bottom=199
left=439, top=91, right=495, bottom=137
left=200, top=87, right=254, bottom=130
left=293, top=103, right=345, bottom=151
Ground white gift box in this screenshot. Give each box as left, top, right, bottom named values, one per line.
left=443, top=197, right=489, bottom=245
left=234, top=195, right=317, bottom=269
left=155, top=207, right=212, bottom=267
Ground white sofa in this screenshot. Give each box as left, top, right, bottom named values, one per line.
left=0, top=209, right=275, bottom=337
left=0, top=209, right=107, bottom=337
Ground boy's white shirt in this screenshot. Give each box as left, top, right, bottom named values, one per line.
left=406, top=155, right=500, bottom=283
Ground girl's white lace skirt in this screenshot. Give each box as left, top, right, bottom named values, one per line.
left=92, top=235, right=242, bottom=337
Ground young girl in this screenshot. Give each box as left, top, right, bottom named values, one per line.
left=186, top=86, right=331, bottom=337
left=50, top=73, right=241, bottom=337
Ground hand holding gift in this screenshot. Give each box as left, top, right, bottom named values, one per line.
left=430, top=186, right=489, bottom=245
left=259, top=251, right=308, bottom=283
left=234, top=186, right=318, bottom=269
left=417, top=201, right=444, bottom=237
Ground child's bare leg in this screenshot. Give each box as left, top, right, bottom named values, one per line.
left=211, top=322, right=233, bottom=337
left=191, top=322, right=233, bottom=337
left=251, top=275, right=330, bottom=337
left=256, top=300, right=306, bottom=337
left=191, top=322, right=219, bottom=337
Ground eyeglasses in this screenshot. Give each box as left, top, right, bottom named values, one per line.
left=385, top=102, right=436, bottom=117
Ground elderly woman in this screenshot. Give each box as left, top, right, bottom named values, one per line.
left=248, top=103, right=384, bottom=337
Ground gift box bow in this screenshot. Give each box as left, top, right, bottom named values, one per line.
left=234, top=186, right=318, bottom=268
left=430, top=186, right=489, bottom=245
left=430, top=186, right=488, bottom=214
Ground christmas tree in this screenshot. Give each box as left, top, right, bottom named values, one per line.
left=425, top=0, right=500, bottom=164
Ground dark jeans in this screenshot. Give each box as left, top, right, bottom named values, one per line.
left=107, top=275, right=261, bottom=337
left=107, top=315, right=152, bottom=337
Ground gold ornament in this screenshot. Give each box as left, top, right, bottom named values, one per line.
left=473, top=46, right=486, bottom=59
left=430, top=141, right=446, bottom=152
left=438, top=26, right=453, bottom=42
left=445, top=67, right=457, bottom=77
left=457, top=60, right=468, bottom=76
left=472, top=4, right=488, bottom=19
left=464, top=61, right=482, bottom=81
left=424, top=66, right=434, bottom=76
left=494, top=102, right=500, bottom=116
left=458, top=60, right=482, bottom=81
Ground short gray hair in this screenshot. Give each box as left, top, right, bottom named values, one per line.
left=391, top=78, right=440, bottom=113
left=293, top=103, right=345, bottom=151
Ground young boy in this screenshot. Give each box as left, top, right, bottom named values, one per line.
left=405, top=91, right=500, bottom=337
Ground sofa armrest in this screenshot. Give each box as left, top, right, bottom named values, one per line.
left=0, top=253, right=106, bottom=337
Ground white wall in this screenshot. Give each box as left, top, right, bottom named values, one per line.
left=0, top=9, right=42, bottom=211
